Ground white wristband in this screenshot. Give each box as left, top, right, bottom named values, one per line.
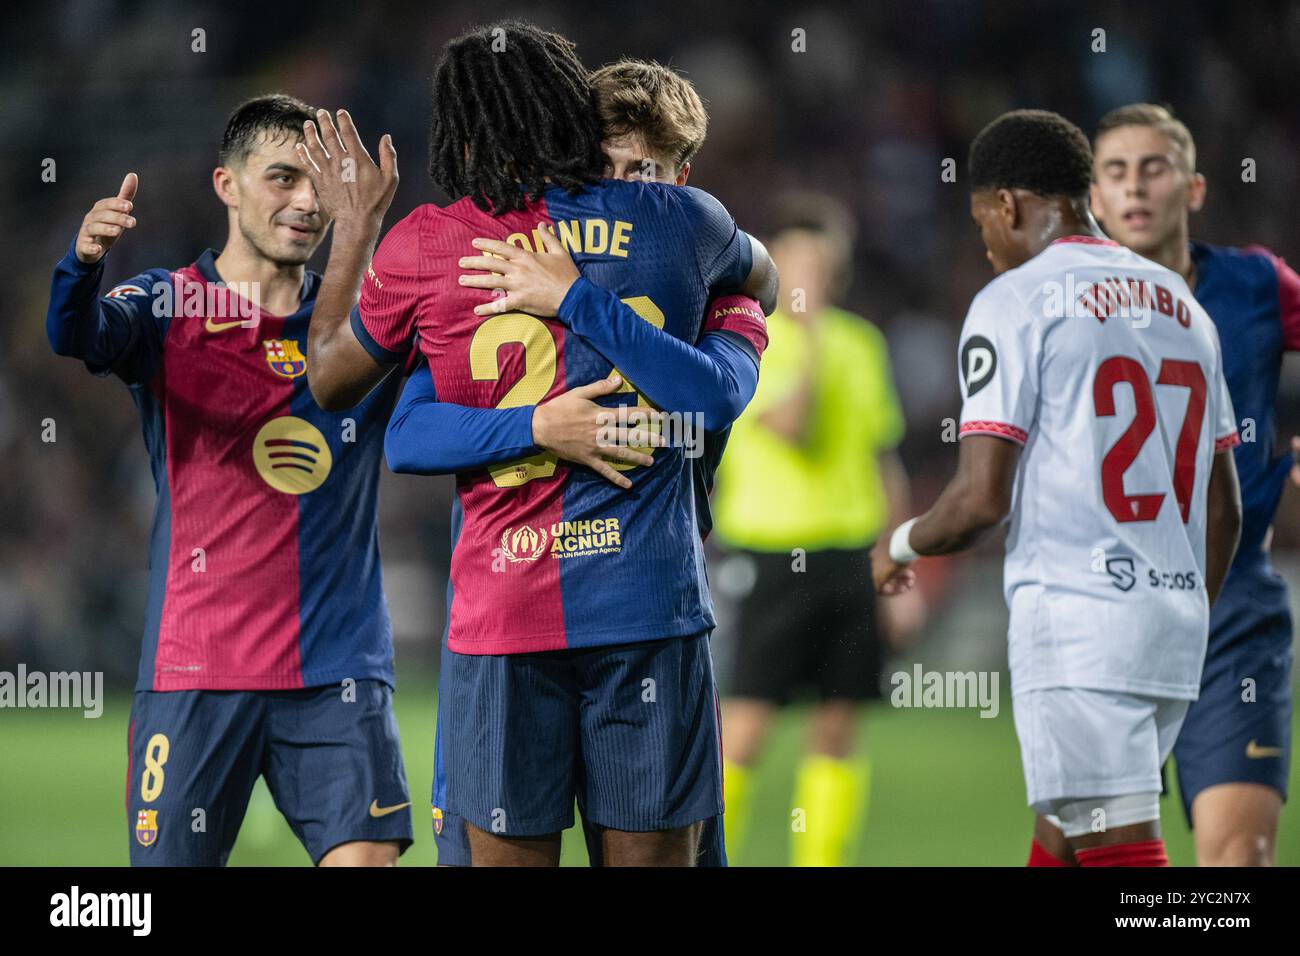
left=888, top=517, right=920, bottom=564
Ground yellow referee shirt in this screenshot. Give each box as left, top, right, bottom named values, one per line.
left=713, top=306, right=904, bottom=551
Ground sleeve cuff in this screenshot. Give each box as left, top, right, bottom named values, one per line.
left=702, top=293, right=768, bottom=356
left=959, top=420, right=1028, bottom=445
left=61, top=238, right=104, bottom=277
left=555, top=275, right=603, bottom=332
left=349, top=304, right=407, bottom=366
left=1214, top=432, right=1241, bottom=453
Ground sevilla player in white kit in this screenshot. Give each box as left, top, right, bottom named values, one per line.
left=873, top=110, right=1243, bottom=867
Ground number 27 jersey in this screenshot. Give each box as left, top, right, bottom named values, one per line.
left=958, top=236, right=1238, bottom=699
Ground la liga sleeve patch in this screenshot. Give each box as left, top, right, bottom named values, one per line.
left=961, top=334, right=997, bottom=397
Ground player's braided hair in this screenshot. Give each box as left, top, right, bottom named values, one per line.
left=428, top=20, right=604, bottom=214
left=220, top=94, right=316, bottom=167
left=968, top=109, right=1094, bottom=200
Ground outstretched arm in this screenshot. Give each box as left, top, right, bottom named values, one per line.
left=384, top=366, right=537, bottom=475
left=47, top=172, right=166, bottom=382
left=48, top=239, right=136, bottom=369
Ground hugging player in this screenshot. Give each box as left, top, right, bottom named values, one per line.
left=299, top=21, right=775, bottom=866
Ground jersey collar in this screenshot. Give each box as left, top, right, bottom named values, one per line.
left=193, top=249, right=319, bottom=316
left=1050, top=235, right=1120, bottom=247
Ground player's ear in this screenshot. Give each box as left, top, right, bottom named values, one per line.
left=998, top=188, right=1020, bottom=230
left=212, top=166, right=238, bottom=209
left=1089, top=181, right=1105, bottom=224
left=1187, top=172, right=1207, bottom=214
left=675, top=162, right=690, bottom=187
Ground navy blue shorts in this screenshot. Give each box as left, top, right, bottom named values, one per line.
left=126, top=680, right=413, bottom=866
left=439, top=632, right=723, bottom=840
left=432, top=627, right=726, bottom=866
left=1174, top=569, right=1293, bottom=823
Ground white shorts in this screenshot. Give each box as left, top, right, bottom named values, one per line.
left=1011, top=687, right=1189, bottom=815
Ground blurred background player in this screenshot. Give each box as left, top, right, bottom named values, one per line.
left=1090, top=103, right=1297, bottom=865
left=44, top=95, right=413, bottom=866
left=712, top=193, right=919, bottom=866
left=874, top=109, right=1242, bottom=867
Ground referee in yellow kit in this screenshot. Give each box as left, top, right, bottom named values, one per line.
left=714, top=193, right=920, bottom=867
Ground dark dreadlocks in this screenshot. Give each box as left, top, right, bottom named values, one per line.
left=429, top=20, right=604, bottom=214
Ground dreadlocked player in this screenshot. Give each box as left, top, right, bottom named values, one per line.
left=300, top=21, right=776, bottom=866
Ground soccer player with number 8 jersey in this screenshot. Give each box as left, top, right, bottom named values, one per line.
left=872, top=110, right=1243, bottom=867
left=45, top=95, right=414, bottom=867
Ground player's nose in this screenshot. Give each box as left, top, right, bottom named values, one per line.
left=292, top=180, right=322, bottom=213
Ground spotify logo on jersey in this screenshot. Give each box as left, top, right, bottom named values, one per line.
left=252, top=416, right=333, bottom=494
left=962, top=335, right=997, bottom=397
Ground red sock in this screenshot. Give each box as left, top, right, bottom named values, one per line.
left=1027, top=840, right=1070, bottom=867
left=1074, top=839, right=1168, bottom=867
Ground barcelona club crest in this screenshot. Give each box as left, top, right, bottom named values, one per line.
left=135, top=809, right=159, bottom=847
left=263, top=339, right=307, bottom=378
left=432, top=806, right=444, bottom=835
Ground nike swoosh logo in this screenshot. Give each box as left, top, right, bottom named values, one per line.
left=369, top=800, right=412, bottom=818
left=205, top=317, right=249, bottom=333
left=1246, top=740, right=1283, bottom=759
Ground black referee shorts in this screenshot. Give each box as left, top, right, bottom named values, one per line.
left=726, top=547, right=884, bottom=704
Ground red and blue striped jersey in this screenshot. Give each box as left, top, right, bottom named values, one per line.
left=353, top=181, right=756, bottom=654
left=1190, top=241, right=1300, bottom=577
left=49, top=248, right=401, bottom=691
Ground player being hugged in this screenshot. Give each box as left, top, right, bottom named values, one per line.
left=873, top=110, right=1243, bottom=867
left=46, top=95, right=413, bottom=867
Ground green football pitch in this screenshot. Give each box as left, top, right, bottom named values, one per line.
left=2, top=673, right=1296, bottom=866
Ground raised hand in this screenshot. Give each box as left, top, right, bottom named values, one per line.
left=296, top=109, right=398, bottom=237
left=76, top=173, right=138, bottom=265
left=459, top=224, right=580, bottom=318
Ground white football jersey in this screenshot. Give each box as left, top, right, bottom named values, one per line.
left=958, top=236, right=1238, bottom=699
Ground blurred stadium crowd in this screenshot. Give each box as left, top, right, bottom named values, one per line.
left=2, top=0, right=1299, bottom=685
